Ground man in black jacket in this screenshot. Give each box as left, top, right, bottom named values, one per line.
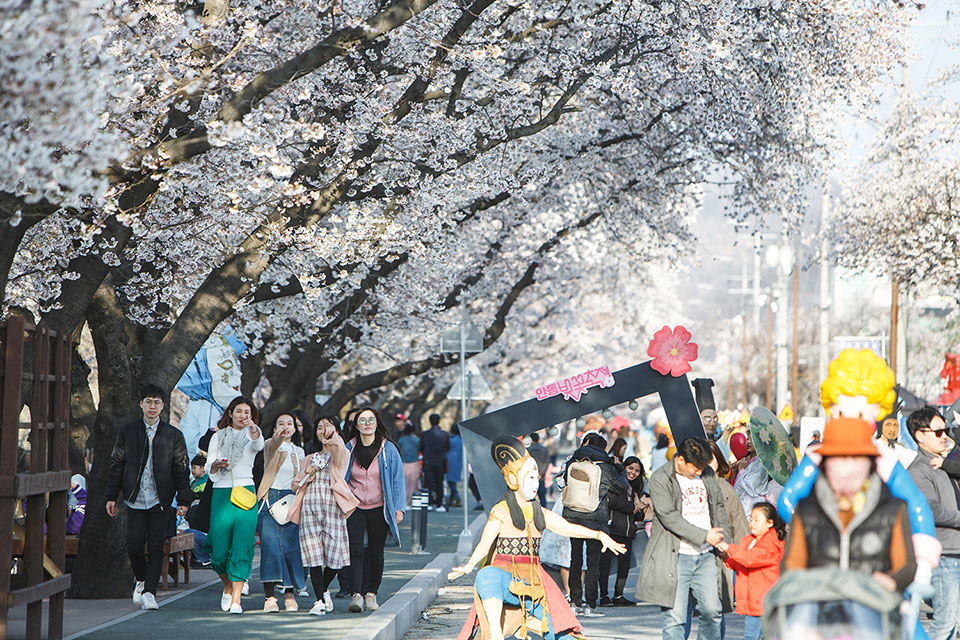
left=562, top=432, right=627, bottom=617
left=105, top=384, right=191, bottom=611
left=420, top=413, right=450, bottom=512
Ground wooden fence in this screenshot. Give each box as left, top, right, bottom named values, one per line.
left=0, top=317, right=72, bottom=639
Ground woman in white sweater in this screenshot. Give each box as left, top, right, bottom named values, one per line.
left=204, top=396, right=264, bottom=614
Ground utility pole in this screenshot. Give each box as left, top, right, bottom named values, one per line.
left=791, top=235, right=800, bottom=419
left=818, top=188, right=831, bottom=416
left=766, top=295, right=774, bottom=408
left=740, top=262, right=749, bottom=408
left=753, top=235, right=763, bottom=330
left=741, top=315, right=748, bottom=408
left=890, top=278, right=899, bottom=375
left=775, top=235, right=791, bottom=413
left=458, top=317, right=469, bottom=534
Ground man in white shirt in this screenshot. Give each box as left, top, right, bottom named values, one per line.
left=105, top=385, right=191, bottom=611
left=638, top=437, right=731, bottom=640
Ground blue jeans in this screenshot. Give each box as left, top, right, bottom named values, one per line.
left=743, top=615, right=762, bottom=640
left=662, top=553, right=722, bottom=640
left=929, top=554, right=960, bottom=640
left=684, top=595, right=726, bottom=639
left=257, top=488, right=306, bottom=590
left=186, top=529, right=209, bottom=564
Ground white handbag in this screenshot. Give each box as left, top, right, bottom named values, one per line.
left=267, top=493, right=296, bottom=526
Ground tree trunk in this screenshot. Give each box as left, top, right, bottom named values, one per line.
left=69, top=339, right=97, bottom=475
left=71, top=408, right=136, bottom=597
left=71, top=279, right=141, bottom=597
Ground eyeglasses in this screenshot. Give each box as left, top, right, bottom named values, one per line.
left=357, top=418, right=377, bottom=426
left=919, top=428, right=948, bottom=438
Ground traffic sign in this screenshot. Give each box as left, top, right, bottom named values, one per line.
left=440, top=323, right=484, bottom=353
left=447, top=360, right=493, bottom=400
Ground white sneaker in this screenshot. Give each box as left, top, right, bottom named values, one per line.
left=220, top=591, right=232, bottom=612
left=140, top=592, right=158, bottom=610
left=323, top=590, right=334, bottom=612
left=435, top=506, right=447, bottom=513
left=364, top=593, right=379, bottom=611
left=581, top=606, right=604, bottom=618
left=241, top=581, right=250, bottom=596
left=230, top=603, right=243, bottom=614
left=349, top=593, right=364, bottom=612
left=132, top=580, right=145, bottom=605
left=309, top=600, right=327, bottom=616
left=298, top=588, right=310, bottom=597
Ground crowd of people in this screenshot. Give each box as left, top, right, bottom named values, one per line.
left=105, top=386, right=425, bottom=615
left=94, top=344, right=960, bottom=640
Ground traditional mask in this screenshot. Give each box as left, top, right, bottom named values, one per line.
left=519, top=458, right=539, bottom=501
left=492, top=436, right=535, bottom=494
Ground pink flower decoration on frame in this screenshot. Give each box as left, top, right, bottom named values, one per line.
left=647, top=325, right=698, bottom=377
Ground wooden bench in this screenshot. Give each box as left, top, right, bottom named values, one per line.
left=11, top=532, right=193, bottom=591
left=157, top=532, right=194, bottom=591
left=10, top=535, right=79, bottom=557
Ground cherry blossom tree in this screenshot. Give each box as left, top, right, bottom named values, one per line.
left=2, top=0, right=916, bottom=596
left=831, top=93, right=960, bottom=291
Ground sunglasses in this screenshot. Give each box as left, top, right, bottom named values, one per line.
left=919, top=428, right=948, bottom=438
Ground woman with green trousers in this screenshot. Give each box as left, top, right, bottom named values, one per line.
left=204, top=396, right=264, bottom=614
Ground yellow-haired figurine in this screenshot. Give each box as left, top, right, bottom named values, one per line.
left=778, top=348, right=940, bottom=600
left=450, top=436, right=625, bottom=640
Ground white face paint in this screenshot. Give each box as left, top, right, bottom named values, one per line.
left=519, top=458, right=539, bottom=501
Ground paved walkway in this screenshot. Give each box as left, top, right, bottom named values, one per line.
left=403, top=562, right=748, bottom=640
left=7, top=505, right=477, bottom=640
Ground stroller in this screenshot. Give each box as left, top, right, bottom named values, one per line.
left=763, top=568, right=913, bottom=640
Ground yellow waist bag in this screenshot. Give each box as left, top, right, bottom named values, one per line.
left=229, top=466, right=256, bottom=510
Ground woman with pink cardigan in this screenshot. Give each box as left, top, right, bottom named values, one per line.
left=291, top=415, right=358, bottom=616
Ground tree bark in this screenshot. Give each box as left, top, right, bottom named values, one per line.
left=72, top=280, right=141, bottom=597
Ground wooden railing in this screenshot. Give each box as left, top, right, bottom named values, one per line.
left=0, top=317, right=72, bottom=640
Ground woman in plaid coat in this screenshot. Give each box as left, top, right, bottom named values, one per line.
left=292, top=416, right=358, bottom=616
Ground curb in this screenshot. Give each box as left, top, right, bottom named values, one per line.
left=349, top=512, right=486, bottom=640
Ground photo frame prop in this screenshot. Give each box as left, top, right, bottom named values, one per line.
left=459, top=360, right=705, bottom=512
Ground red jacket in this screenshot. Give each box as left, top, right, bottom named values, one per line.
left=723, top=528, right=785, bottom=616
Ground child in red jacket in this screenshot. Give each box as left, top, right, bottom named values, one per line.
left=717, top=501, right=786, bottom=640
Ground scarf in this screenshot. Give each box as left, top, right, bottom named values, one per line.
left=353, top=435, right=382, bottom=470
left=219, top=427, right=249, bottom=471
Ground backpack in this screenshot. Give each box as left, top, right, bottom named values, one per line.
left=562, top=459, right=602, bottom=513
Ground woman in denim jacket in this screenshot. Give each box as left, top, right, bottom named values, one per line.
left=343, top=406, right=405, bottom=613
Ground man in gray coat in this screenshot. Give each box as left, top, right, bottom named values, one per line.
left=907, top=405, right=960, bottom=640
left=636, top=437, right=731, bottom=640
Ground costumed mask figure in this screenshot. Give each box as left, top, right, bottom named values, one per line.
left=782, top=417, right=918, bottom=595
left=876, top=399, right=903, bottom=447
left=693, top=378, right=720, bottom=440
left=494, top=438, right=540, bottom=504
left=450, top=437, right=626, bottom=640
left=820, top=348, right=896, bottom=424
left=778, top=348, right=940, bottom=610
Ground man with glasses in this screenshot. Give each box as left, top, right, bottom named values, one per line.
left=907, top=405, right=960, bottom=639
left=105, top=384, right=191, bottom=610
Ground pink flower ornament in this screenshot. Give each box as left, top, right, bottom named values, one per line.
left=647, top=325, right=698, bottom=377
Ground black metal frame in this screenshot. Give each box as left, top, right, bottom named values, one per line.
left=459, top=360, right=705, bottom=510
